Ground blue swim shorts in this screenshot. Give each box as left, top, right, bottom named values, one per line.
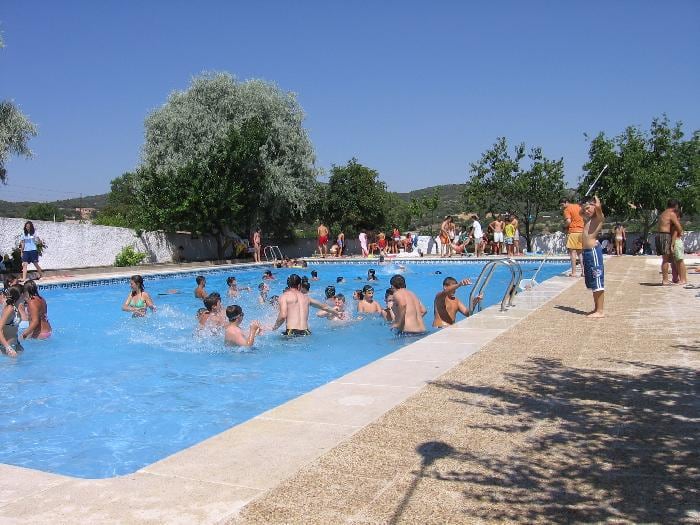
left=583, top=245, right=604, bottom=292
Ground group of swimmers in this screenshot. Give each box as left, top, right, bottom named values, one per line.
left=179, top=266, right=484, bottom=346
left=1, top=277, right=52, bottom=357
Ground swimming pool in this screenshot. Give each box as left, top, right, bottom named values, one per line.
left=0, top=260, right=566, bottom=478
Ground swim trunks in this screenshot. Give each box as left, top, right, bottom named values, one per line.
left=655, top=232, right=672, bottom=256
left=673, top=238, right=684, bottom=261
left=282, top=328, right=311, bottom=337
left=505, top=237, right=514, bottom=245
left=566, top=232, right=583, bottom=251
left=318, top=236, right=328, bottom=246
left=583, top=245, right=604, bottom=292
left=493, top=232, right=504, bottom=243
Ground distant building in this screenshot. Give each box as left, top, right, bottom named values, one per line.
left=74, top=207, right=96, bottom=220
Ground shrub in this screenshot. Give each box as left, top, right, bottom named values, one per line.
left=115, top=246, right=147, bottom=267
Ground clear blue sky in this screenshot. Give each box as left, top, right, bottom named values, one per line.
left=1, top=0, right=699, bottom=202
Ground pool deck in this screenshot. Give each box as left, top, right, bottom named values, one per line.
left=1, top=256, right=698, bottom=523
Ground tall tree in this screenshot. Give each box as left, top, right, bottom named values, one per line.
left=0, top=35, right=37, bottom=183
left=421, top=189, right=440, bottom=236
left=466, top=137, right=565, bottom=251
left=93, top=172, right=143, bottom=228
left=581, top=116, right=699, bottom=235
left=324, top=158, right=388, bottom=235
left=135, top=72, right=318, bottom=255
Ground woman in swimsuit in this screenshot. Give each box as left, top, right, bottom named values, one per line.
left=613, top=223, right=626, bottom=256
left=122, top=275, right=156, bottom=317
left=21, top=280, right=52, bottom=339
left=1, top=285, right=24, bottom=357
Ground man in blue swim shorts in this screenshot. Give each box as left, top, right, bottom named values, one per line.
left=581, top=195, right=605, bottom=318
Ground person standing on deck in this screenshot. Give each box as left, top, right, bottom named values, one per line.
left=560, top=198, right=584, bottom=277
left=317, top=222, right=329, bottom=258
left=656, top=200, right=683, bottom=285
left=581, top=195, right=605, bottom=318
left=252, top=228, right=262, bottom=263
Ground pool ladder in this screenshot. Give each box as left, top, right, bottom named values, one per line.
left=263, top=245, right=284, bottom=262
left=468, top=258, right=523, bottom=315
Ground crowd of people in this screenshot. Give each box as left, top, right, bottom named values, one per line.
left=121, top=267, right=485, bottom=350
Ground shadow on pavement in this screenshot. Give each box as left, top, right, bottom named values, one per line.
left=406, top=358, right=700, bottom=523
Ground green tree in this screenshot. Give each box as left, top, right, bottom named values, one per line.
left=581, top=116, right=699, bottom=236
left=466, top=137, right=565, bottom=251
left=383, top=192, right=411, bottom=232
left=93, top=172, right=143, bottom=228
left=421, top=189, right=440, bottom=236
left=408, top=197, right=424, bottom=228
left=25, top=203, right=64, bottom=222
left=324, top=158, right=388, bottom=235
left=0, top=33, right=37, bottom=183
left=135, top=72, right=318, bottom=256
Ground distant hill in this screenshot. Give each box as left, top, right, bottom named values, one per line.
left=0, top=193, right=109, bottom=219
left=394, top=184, right=469, bottom=225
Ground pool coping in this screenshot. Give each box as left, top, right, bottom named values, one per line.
left=0, top=260, right=576, bottom=523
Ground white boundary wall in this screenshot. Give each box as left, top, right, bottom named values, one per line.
left=0, top=218, right=219, bottom=270
left=530, top=231, right=699, bottom=254
left=2, top=217, right=698, bottom=269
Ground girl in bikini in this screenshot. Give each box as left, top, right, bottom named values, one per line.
left=1, top=285, right=24, bottom=357
left=21, top=280, right=52, bottom=339
left=122, top=275, right=156, bottom=317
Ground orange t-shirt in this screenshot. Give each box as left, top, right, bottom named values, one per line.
left=564, top=204, right=584, bottom=233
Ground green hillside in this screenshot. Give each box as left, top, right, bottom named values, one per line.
left=0, top=194, right=108, bottom=219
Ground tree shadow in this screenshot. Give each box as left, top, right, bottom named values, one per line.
left=402, top=358, right=700, bottom=523
left=554, top=305, right=589, bottom=316
left=672, top=341, right=700, bottom=352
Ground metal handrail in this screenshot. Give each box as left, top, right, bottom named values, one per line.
left=263, top=245, right=284, bottom=261
left=468, top=258, right=522, bottom=314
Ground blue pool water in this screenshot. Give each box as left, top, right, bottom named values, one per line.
left=0, top=260, right=565, bottom=478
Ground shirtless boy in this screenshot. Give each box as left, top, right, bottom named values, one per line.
left=432, top=277, right=482, bottom=327
left=389, top=274, right=427, bottom=335
left=357, top=285, right=383, bottom=315
left=656, top=199, right=683, bottom=285
left=272, top=274, right=337, bottom=336
left=581, top=195, right=605, bottom=318
left=224, top=305, right=261, bottom=347
left=194, top=276, right=207, bottom=299
left=317, top=222, right=329, bottom=258
left=489, top=216, right=505, bottom=255
left=198, top=293, right=227, bottom=329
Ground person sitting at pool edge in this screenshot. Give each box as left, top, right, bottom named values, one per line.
left=389, top=274, right=427, bottom=335
left=271, top=274, right=338, bottom=336
left=432, top=277, right=482, bottom=328
left=224, top=305, right=261, bottom=347
left=194, top=275, right=207, bottom=299
left=122, top=275, right=156, bottom=317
